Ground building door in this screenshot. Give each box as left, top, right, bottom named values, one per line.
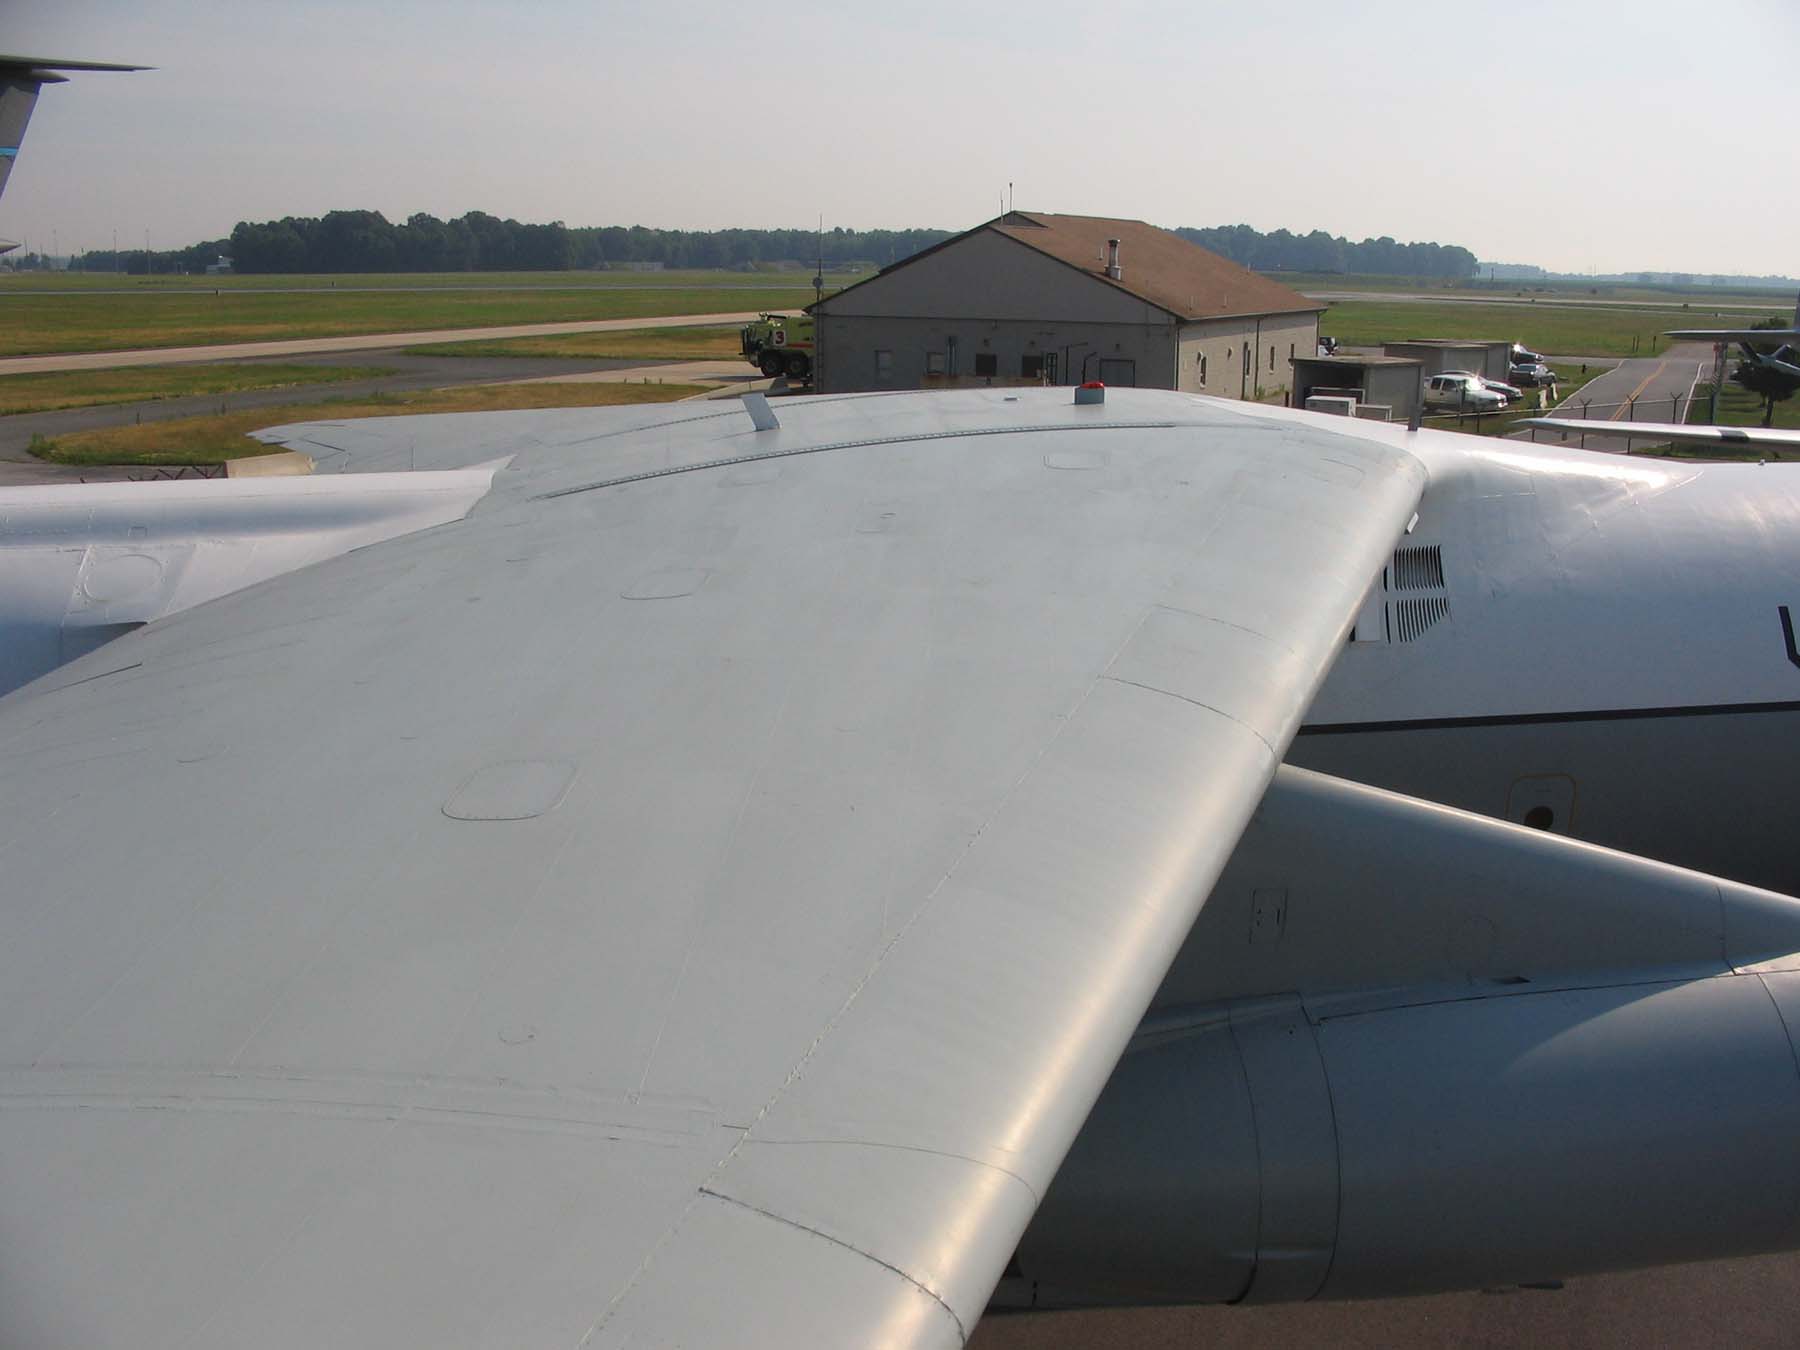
left=1097, top=357, right=1136, bottom=387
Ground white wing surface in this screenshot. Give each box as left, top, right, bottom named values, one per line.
left=0, top=389, right=1423, bottom=1347
left=1516, top=416, right=1800, bottom=453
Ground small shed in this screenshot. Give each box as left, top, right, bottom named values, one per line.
left=1383, top=340, right=1512, bottom=382
left=1292, top=355, right=1423, bottom=423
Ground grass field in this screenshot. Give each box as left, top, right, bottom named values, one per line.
left=0, top=273, right=820, bottom=357
left=1277, top=272, right=1798, bottom=308
left=1692, top=378, right=1800, bottom=431
left=0, top=268, right=867, bottom=293
left=29, top=382, right=707, bottom=466
left=1625, top=379, right=1800, bottom=459
left=405, top=325, right=744, bottom=361
left=1317, top=299, right=1774, bottom=358
left=0, top=363, right=391, bottom=416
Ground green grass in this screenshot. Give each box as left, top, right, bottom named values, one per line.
left=1620, top=380, right=1800, bottom=459
left=1274, top=272, right=1798, bottom=307
left=0, top=267, right=868, bottom=293
left=1320, top=299, right=1773, bottom=358
left=0, top=363, right=391, bottom=416
left=0, top=276, right=824, bottom=357
left=28, top=382, right=708, bottom=466
left=405, top=325, right=745, bottom=361
left=1688, top=378, right=1800, bottom=431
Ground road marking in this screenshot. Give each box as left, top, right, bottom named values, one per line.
left=1611, top=360, right=1669, bottom=420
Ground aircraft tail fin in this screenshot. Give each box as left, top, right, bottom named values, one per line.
left=0, top=56, right=147, bottom=208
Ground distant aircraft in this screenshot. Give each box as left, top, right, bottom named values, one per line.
left=1668, top=292, right=1800, bottom=380
left=0, top=53, right=147, bottom=248
left=6, top=387, right=1800, bottom=1344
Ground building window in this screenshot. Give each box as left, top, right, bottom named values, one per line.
left=925, top=351, right=946, bottom=375
left=1289, top=343, right=1295, bottom=364
left=1269, top=345, right=1275, bottom=372
left=1197, top=353, right=1207, bottom=385
left=973, top=352, right=998, bottom=377
left=1021, top=353, right=1045, bottom=379
left=874, top=350, right=893, bottom=381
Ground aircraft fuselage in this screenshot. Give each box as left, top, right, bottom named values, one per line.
left=1293, top=426, right=1800, bottom=894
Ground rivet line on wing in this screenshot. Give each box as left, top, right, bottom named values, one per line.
left=532, top=421, right=1186, bottom=501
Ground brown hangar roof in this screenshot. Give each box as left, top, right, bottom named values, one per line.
left=989, top=212, right=1321, bottom=322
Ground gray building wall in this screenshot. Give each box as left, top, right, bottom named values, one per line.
left=1383, top=342, right=1494, bottom=379
left=1292, top=358, right=1423, bottom=422
left=1176, top=312, right=1319, bottom=400
left=816, top=314, right=1178, bottom=393
left=815, top=229, right=1317, bottom=398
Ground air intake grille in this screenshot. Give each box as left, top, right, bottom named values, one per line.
left=1392, top=595, right=1450, bottom=643
left=1391, top=544, right=1444, bottom=591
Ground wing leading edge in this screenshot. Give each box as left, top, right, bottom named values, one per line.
left=0, top=390, right=1424, bottom=1347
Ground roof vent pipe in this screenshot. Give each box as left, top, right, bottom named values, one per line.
left=1105, top=238, right=1121, bottom=281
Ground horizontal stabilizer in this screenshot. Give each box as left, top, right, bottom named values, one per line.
left=1514, top=417, right=1800, bottom=453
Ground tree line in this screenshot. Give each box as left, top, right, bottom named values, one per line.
left=221, top=212, right=954, bottom=274
left=1173, top=224, right=1477, bottom=278
left=47, top=211, right=1478, bottom=280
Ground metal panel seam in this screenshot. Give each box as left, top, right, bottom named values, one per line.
left=694, top=1188, right=970, bottom=1343
left=1099, top=674, right=1281, bottom=758
left=727, top=1137, right=1042, bottom=1205
left=532, top=421, right=1188, bottom=501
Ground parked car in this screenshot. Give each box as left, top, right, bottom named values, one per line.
left=1477, top=375, right=1524, bottom=400
left=1510, top=362, right=1556, bottom=387
left=1511, top=343, right=1547, bottom=366
left=1424, top=372, right=1508, bottom=411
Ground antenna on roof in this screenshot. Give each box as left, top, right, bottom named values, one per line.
left=814, top=214, right=824, bottom=307
left=1008, top=181, right=1014, bottom=212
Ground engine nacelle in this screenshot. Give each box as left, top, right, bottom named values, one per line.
left=1009, top=971, right=1800, bottom=1307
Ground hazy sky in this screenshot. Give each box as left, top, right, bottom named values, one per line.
left=6, top=0, right=1797, bottom=275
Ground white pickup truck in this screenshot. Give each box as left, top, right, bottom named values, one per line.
left=1424, top=371, right=1508, bottom=411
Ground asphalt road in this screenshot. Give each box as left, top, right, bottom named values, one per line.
left=971, top=1249, right=1800, bottom=1349
left=1508, top=343, right=1712, bottom=450
left=0, top=348, right=681, bottom=478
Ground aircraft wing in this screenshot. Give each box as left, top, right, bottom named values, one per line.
left=0, top=391, right=1424, bottom=1347
left=1516, top=416, right=1800, bottom=453
left=1665, top=328, right=1800, bottom=344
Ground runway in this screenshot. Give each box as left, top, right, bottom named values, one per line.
left=0, top=310, right=780, bottom=375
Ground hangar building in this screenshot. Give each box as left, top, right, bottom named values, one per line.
left=809, top=212, right=1323, bottom=399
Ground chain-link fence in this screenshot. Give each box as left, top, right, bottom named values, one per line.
left=1418, top=390, right=1692, bottom=440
